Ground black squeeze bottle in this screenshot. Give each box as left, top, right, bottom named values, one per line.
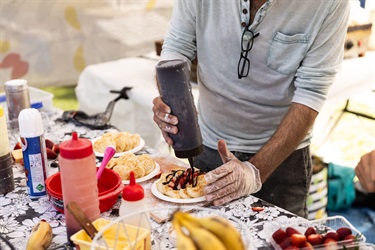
left=155, top=59, right=203, bottom=161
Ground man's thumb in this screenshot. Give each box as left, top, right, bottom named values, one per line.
left=218, top=139, right=233, bottom=163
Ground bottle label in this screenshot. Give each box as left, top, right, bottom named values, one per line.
left=21, top=135, right=47, bottom=197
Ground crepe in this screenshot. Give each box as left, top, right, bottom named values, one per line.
left=156, top=169, right=206, bottom=199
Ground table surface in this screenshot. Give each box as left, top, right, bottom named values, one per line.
left=0, top=109, right=305, bottom=250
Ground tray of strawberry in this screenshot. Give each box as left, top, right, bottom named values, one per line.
left=270, top=216, right=371, bottom=250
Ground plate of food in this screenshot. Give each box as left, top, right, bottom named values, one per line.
left=151, top=168, right=207, bottom=204
left=123, top=162, right=160, bottom=184
left=107, top=153, right=160, bottom=184
left=92, top=131, right=145, bottom=158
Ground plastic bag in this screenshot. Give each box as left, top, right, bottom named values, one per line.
left=327, top=162, right=356, bottom=211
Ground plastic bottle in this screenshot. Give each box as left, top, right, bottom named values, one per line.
left=155, top=59, right=203, bottom=159
left=119, top=171, right=150, bottom=231
left=0, top=105, right=14, bottom=194
left=0, top=105, right=10, bottom=156
left=18, top=108, right=48, bottom=197
left=58, top=132, right=100, bottom=244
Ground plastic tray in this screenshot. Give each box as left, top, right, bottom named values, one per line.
left=29, top=87, right=54, bottom=110
left=269, top=216, right=368, bottom=250
left=0, top=87, right=54, bottom=111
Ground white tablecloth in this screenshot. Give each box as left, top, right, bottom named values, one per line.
left=75, top=56, right=163, bottom=149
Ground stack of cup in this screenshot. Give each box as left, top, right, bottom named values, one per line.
left=0, top=105, right=14, bottom=194
left=4, top=79, right=31, bottom=130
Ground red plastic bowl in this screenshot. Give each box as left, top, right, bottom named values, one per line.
left=45, top=167, right=123, bottom=213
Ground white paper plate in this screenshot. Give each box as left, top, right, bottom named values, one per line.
left=151, top=182, right=206, bottom=204
left=92, top=137, right=145, bottom=158
left=122, top=162, right=161, bottom=184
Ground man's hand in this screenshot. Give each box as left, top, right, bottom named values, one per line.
left=204, top=139, right=262, bottom=206
left=355, top=150, right=375, bottom=193
left=152, top=96, right=178, bottom=145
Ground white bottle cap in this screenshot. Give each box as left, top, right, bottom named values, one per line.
left=18, top=108, right=44, bottom=137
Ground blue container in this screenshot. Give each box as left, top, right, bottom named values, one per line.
left=18, top=108, right=48, bottom=198
left=21, top=135, right=48, bottom=197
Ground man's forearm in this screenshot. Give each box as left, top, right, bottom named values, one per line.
left=249, top=103, right=318, bottom=182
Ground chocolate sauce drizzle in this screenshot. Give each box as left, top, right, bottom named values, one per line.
left=162, top=168, right=204, bottom=190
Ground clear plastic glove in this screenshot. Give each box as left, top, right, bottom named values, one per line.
left=204, top=139, right=262, bottom=206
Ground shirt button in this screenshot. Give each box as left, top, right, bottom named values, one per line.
left=241, top=22, right=247, bottom=27
left=242, top=9, right=248, bottom=14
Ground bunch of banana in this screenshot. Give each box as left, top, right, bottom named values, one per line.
left=172, top=211, right=245, bottom=250
left=26, top=220, right=53, bottom=250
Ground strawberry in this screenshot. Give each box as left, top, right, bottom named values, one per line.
left=52, top=144, right=60, bottom=155
left=302, top=242, right=314, bottom=250
left=336, top=227, right=352, bottom=240
left=286, top=227, right=302, bottom=236
left=324, top=238, right=338, bottom=249
left=46, top=148, right=58, bottom=160
left=168, top=181, right=175, bottom=188
left=324, top=231, right=340, bottom=242
left=13, top=142, right=22, bottom=150
left=251, top=206, right=264, bottom=212
left=284, top=246, right=299, bottom=250
left=272, top=228, right=287, bottom=243
left=307, top=234, right=323, bottom=246
left=343, top=234, right=355, bottom=242
left=45, top=138, right=54, bottom=149
left=291, top=234, right=306, bottom=247
left=278, top=236, right=292, bottom=249
left=304, top=227, right=316, bottom=236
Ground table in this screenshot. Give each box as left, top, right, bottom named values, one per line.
left=0, top=109, right=304, bottom=250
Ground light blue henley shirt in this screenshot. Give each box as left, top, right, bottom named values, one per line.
left=161, top=0, right=350, bottom=153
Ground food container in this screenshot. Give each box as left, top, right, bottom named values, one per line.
left=45, top=167, right=123, bottom=213
left=29, top=87, right=54, bottom=110
left=269, top=216, right=368, bottom=250
left=70, top=218, right=151, bottom=250
left=0, top=86, right=53, bottom=118
left=90, top=206, right=253, bottom=250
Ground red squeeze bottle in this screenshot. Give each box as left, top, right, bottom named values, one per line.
left=58, top=132, right=100, bottom=244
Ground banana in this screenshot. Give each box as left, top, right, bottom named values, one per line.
left=174, top=211, right=227, bottom=250
left=172, top=213, right=197, bottom=250
left=26, top=220, right=53, bottom=250
left=179, top=212, right=245, bottom=250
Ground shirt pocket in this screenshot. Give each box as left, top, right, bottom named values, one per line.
left=267, top=32, right=309, bottom=75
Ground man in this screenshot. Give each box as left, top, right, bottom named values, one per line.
left=152, top=0, right=350, bottom=218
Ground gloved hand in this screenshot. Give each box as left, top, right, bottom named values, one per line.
left=204, top=139, right=262, bottom=206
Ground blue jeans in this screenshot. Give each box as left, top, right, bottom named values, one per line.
left=193, top=145, right=312, bottom=218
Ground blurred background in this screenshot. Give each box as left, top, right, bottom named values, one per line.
left=0, top=0, right=374, bottom=240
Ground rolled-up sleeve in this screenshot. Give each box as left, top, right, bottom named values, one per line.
left=160, top=0, right=197, bottom=68
left=292, top=0, right=350, bottom=112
